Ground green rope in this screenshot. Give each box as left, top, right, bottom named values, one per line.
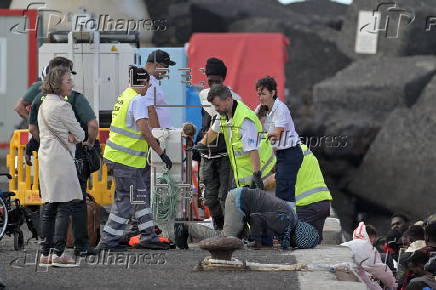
left=152, top=168, right=181, bottom=222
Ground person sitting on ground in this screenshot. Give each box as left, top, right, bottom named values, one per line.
left=365, top=224, right=378, bottom=246
left=422, top=222, right=436, bottom=275
left=391, top=213, right=411, bottom=235
left=404, top=225, right=426, bottom=253
left=402, top=250, right=436, bottom=290
left=341, top=222, right=397, bottom=290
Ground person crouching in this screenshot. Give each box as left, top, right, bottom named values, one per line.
left=223, top=188, right=320, bottom=249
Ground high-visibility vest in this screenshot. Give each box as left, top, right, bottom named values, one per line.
left=220, top=100, right=276, bottom=187
left=296, top=144, right=332, bottom=206
left=103, top=88, right=149, bottom=168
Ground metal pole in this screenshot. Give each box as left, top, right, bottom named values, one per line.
left=92, top=31, right=100, bottom=123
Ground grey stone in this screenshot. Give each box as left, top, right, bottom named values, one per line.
left=337, top=0, right=436, bottom=60
left=311, top=56, right=436, bottom=161
left=230, top=17, right=351, bottom=109
left=347, top=75, right=436, bottom=219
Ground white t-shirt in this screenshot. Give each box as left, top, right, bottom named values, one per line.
left=211, top=111, right=259, bottom=152
left=126, top=93, right=149, bottom=131
left=144, top=75, right=171, bottom=128
left=263, top=99, right=300, bottom=150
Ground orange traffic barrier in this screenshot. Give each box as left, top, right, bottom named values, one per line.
left=6, top=129, right=115, bottom=205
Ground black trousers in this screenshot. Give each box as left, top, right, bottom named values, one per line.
left=297, top=200, right=330, bottom=241
left=275, top=146, right=303, bottom=202
left=40, top=202, right=72, bottom=256
left=71, top=142, right=99, bottom=250
left=200, top=156, right=232, bottom=229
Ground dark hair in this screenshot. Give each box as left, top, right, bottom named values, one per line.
left=425, top=222, right=436, bottom=242
left=405, top=225, right=425, bottom=242
left=256, top=76, right=278, bottom=100
left=365, top=225, right=377, bottom=237
left=392, top=213, right=410, bottom=223
left=205, top=57, right=227, bottom=79
left=207, top=84, right=232, bottom=102
left=256, top=105, right=269, bottom=119
left=41, top=66, right=71, bottom=95
left=49, top=56, right=73, bottom=71
left=406, top=250, right=430, bottom=267
left=129, top=65, right=150, bottom=86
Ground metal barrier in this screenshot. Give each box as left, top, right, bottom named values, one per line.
left=6, top=129, right=115, bottom=206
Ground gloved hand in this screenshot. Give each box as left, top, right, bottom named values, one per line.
left=190, top=143, right=208, bottom=152
left=251, top=171, right=264, bottom=190
left=159, top=151, right=173, bottom=169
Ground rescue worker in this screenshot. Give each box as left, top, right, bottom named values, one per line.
left=196, top=58, right=241, bottom=230
left=144, top=49, right=175, bottom=129
left=256, top=76, right=302, bottom=211
left=195, top=84, right=276, bottom=190
left=295, top=143, right=332, bottom=241
left=97, top=66, right=172, bottom=251
left=27, top=57, right=99, bottom=257
left=142, top=49, right=176, bottom=204
left=224, top=188, right=320, bottom=249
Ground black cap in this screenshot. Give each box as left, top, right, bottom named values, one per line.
left=147, top=49, right=176, bottom=66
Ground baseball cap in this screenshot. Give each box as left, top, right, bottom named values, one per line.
left=146, top=49, right=176, bottom=67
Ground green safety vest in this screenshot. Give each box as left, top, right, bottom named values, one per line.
left=220, top=100, right=276, bottom=187
left=103, top=88, right=149, bottom=168
left=296, top=144, right=332, bottom=206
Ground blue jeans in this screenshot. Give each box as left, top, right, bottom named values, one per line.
left=275, top=146, right=303, bottom=202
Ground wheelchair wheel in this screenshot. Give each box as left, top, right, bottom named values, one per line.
left=14, top=229, right=24, bottom=250
left=0, top=198, right=8, bottom=241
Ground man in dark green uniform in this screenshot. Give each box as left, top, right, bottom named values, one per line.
left=27, top=57, right=99, bottom=256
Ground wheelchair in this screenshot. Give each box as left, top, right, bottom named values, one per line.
left=0, top=173, right=36, bottom=250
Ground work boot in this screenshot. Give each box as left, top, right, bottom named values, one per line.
left=213, top=216, right=224, bottom=231
left=74, top=247, right=98, bottom=257
left=174, top=223, right=189, bottom=249
left=136, top=236, right=170, bottom=250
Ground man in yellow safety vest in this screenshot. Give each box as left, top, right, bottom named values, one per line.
left=97, top=66, right=172, bottom=251
left=195, top=84, right=276, bottom=190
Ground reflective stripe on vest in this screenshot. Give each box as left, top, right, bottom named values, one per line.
left=234, top=150, right=250, bottom=157
left=296, top=186, right=329, bottom=202
left=110, top=125, right=142, bottom=140
left=106, top=140, right=147, bottom=157
left=295, top=144, right=332, bottom=206
left=104, top=88, right=149, bottom=168
left=222, top=100, right=276, bottom=187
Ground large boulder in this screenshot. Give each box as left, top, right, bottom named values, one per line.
left=312, top=56, right=436, bottom=160
left=145, top=0, right=311, bottom=46
left=337, top=0, right=436, bottom=60
left=347, top=75, right=436, bottom=219
left=230, top=17, right=351, bottom=113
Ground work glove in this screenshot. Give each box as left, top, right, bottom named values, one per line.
left=250, top=171, right=264, bottom=190
left=190, top=143, right=208, bottom=152
left=159, top=151, right=173, bottom=170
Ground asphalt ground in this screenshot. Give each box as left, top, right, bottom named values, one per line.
left=0, top=229, right=300, bottom=290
